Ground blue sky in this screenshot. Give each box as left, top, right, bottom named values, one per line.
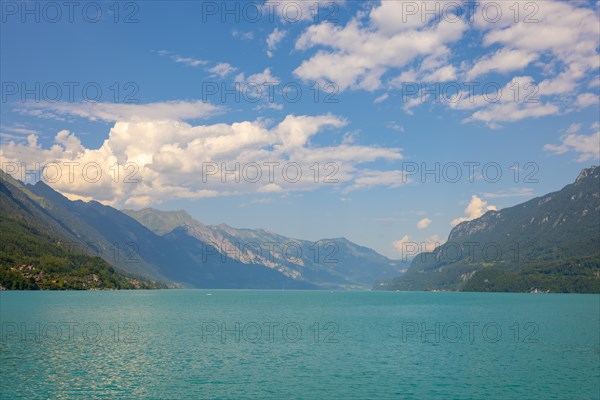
left=1, top=0, right=599, bottom=258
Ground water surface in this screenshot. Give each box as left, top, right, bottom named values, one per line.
left=1, top=290, right=598, bottom=399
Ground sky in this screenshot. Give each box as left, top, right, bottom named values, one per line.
left=1, top=0, right=599, bottom=258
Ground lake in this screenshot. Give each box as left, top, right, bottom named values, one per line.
left=1, top=290, right=598, bottom=399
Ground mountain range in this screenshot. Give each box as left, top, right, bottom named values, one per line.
left=0, top=170, right=164, bottom=289
left=0, top=169, right=402, bottom=289
left=375, top=166, right=600, bottom=293
left=123, top=208, right=403, bottom=289
left=2, top=166, right=598, bottom=292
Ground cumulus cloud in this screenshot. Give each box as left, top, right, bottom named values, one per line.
left=293, top=3, right=467, bottom=91
left=231, top=68, right=285, bottom=109
left=0, top=125, right=39, bottom=142
left=393, top=234, right=442, bottom=256
left=462, top=0, right=599, bottom=123
left=422, top=234, right=443, bottom=252
left=417, top=218, right=431, bottom=229
left=451, top=195, right=496, bottom=226
left=1, top=105, right=404, bottom=207
left=291, top=1, right=598, bottom=124
left=392, top=235, right=412, bottom=253
left=235, top=68, right=281, bottom=86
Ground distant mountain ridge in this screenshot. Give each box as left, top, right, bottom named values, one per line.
left=5, top=165, right=597, bottom=292
left=1, top=169, right=401, bottom=289
left=121, top=208, right=193, bottom=235
left=123, top=208, right=403, bottom=289
left=376, top=166, right=600, bottom=293
left=0, top=174, right=312, bottom=289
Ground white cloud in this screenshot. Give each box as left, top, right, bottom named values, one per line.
left=254, top=102, right=284, bottom=112
left=393, top=234, right=442, bottom=255
left=0, top=125, right=39, bottom=142
left=576, top=93, right=599, bottom=108
left=423, top=64, right=457, bottom=82
left=158, top=50, right=207, bottom=67
left=452, top=76, right=561, bottom=126
left=544, top=124, right=600, bottom=162
left=18, top=100, right=221, bottom=122
left=341, top=132, right=356, bottom=145
left=294, top=3, right=467, bottom=91
left=173, top=57, right=206, bottom=67
left=462, top=101, right=560, bottom=126
left=232, top=30, right=254, bottom=40
left=464, top=0, right=599, bottom=123
left=258, top=183, right=283, bottom=193
left=422, top=234, right=443, bottom=252
left=233, top=68, right=283, bottom=109
left=235, top=68, right=281, bottom=86
left=266, top=28, right=287, bottom=57
left=392, top=235, right=412, bottom=253
left=476, top=1, right=599, bottom=59
left=417, top=218, right=431, bottom=229
left=208, top=63, right=237, bottom=78
left=1, top=111, right=404, bottom=206
left=344, top=169, right=408, bottom=192
left=388, top=46, right=458, bottom=89
left=451, top=195, right=496, bottom=226
left=373, top=93, right=389, bottom=104
left=370, top=0, right=442, bottom=34
left=0, top=125, right=37, bottom=135
left=466, top=48, right=537, bottom=80
left=290, top=1, right=598, bottom=125
left=566, top=123, right=582, bottom=135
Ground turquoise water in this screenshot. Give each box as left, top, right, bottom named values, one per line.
left=0, top=291, right=598, bottom=399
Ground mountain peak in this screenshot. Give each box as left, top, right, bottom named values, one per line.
left=121, top=207, right=194, bottom=235
left=33, top=180, right=52, bottom=189
left=576, top=165, right=599, bottom=184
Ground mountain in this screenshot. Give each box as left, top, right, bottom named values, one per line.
left=123, top=208, right=403, bottom=289
left=21, top=180, right=311, bottom=289
left=375, top=166, right=600, bottom=293
left=121, top=208, right=193, bottom=235
left=5, top=169, right=390, bottom=289
left=0, top=170, right=164, bottom=290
